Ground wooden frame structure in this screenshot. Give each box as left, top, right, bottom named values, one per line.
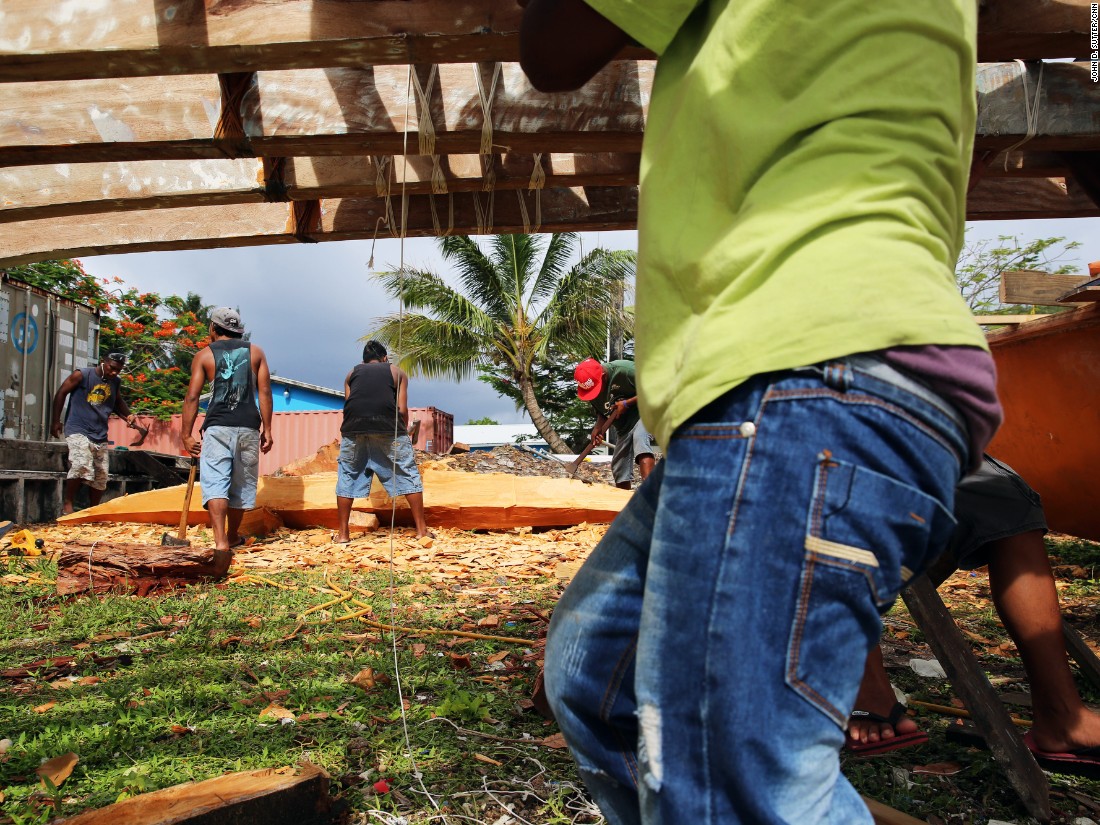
left=1, top=0, right=1098, bottom=266
left=2, top=2, right=1099, bottom=820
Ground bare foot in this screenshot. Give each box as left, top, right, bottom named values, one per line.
left=211, top=548, right=233, bottom=578
left=60, top=502, right=74, bottom=516
left=333, top=532, right=352, bottom=545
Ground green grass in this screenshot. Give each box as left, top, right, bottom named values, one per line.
left=1, top=532, right=1099, bottom=823
left=0, top=561, right=587, bottom=824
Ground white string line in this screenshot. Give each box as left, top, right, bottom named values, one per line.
left=381, top=62, right=445, bottom=818
left=1002, top=59, right=1044, bottom=170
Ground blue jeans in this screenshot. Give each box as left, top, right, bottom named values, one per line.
left=544, top=357, right=967, bottom=824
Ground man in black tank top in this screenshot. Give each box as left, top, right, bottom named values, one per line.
left=181, top=307, right=273, bottom=574
left=335, top=340, right=431, bottom=542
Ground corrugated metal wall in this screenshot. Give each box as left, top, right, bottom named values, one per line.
left=1, top=277, right=100, bottom=441
left=108, top=407, right=454, bottom=476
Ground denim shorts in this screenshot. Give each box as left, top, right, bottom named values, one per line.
left=336, top=433, right=423, bottom=499
left=200, top=426, right=259, bottom=509
left=611, top=419, right=656, bottom=485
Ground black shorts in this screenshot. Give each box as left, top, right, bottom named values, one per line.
left=945, top=455, right=1048, bottom=571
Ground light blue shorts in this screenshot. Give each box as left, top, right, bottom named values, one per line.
left=610, top=418, right=655, bottom=485
left=336, top=433, right=423, bottom=499
left=200, top=426, right=260, bottom=509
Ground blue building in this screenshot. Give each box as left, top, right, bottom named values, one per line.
left=200, top=375, right=344, bottom=413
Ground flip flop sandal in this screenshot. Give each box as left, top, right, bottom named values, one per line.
left=1024, top=731, right=1100, bottom=780
left=845, top=702, right=929, bottom=757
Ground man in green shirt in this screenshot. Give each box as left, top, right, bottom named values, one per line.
left=522, top=1, right=1000, bottom=823
left=575, top=357, right=655, bottom=489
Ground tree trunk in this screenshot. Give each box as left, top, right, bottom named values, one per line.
left=518, top=374, right=571, bottom=453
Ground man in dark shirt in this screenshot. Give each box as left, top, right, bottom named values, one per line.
left=335, top=340, right=431, bottom=542
left=575, top=357, right=655, bottom=489
left=51, top=351, right=136, bottom=514
left=181, top=307, right=272, bottom=568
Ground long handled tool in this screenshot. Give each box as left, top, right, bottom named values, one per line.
left=161, top=458, right=197, bottom=547
left=565, top=398, right=634, bottom=478
left=128, top=419, right=149, bottom=447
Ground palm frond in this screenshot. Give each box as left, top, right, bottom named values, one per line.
left=487, top=234, right=541, bottom=311
left=438, top=236, right=514, bottom=323
left=533, top=249, right=636, bottom=356
left=373, top=267, right=496, bottom=331
left=365, top=313, right=487, bottom=381
left=528, top=233, right=577, bottom=306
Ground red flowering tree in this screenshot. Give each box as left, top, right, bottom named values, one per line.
left=4, top=260, right=212, bottom=419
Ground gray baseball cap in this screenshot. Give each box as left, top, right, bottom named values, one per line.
left=210, top=307, right=245, bottom=334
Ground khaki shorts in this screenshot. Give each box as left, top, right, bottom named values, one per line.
left=66, top=433, right=110, bottom=490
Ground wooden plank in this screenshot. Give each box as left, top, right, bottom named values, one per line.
left=1062, top=619, right=1100, bottom=692
left=0, top=153, right=640, bottom=223
left=1, top=172, right=1094, bottom=267
left=975, top=62, right=1100, bottom=153
left=974, top=314, right=1053, bottom=324
left=902, top=576, right=1050, bottom=821
left=1056, top=276, right=1100, bottom=303
left=978, top=0, right=1094, bottom=61
left=966, top=176, right=1100, bottom=220
left=0, top=187, right=638, bottom=266
left=4, top=61, right=1098, bottom=167
left=56, top=468, right=635, bottom=531
left=999, top=270, right=1090, bottom=305
left=60, top=762, right=330, bottom=825
left=0, top=62, right=649, bottom=166
left=0, top=0, right=1083, bottom=82
left=862, top=796, right=928, bottom=825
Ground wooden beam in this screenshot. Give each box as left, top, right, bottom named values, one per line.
left=1056, top=276, right=1100, bottom=303
left=0, top=187, right=640, bottom=266
left=902, top=576, right=1050, bottom=820
left=0, top=62, right=650, bottom=166
left=5, top=61, right=1098, bottom=167
left=0, top=154, right=640, bottom=223
left=974, top=314, right=1053, bottom=324
left=0, top=0, right=1083, bottom=83
left=1, top=173, right=1094, bottom=266
left=965, top=176, right=1100, bottom=220
left=978, top=0, right=1093, bottom=61
left=999, top=270, right=1090, bottom=304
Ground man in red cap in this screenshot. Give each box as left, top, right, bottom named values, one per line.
left=575, top=357, right=655, bottom=489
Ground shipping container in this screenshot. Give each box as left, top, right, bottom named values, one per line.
left=0, top=276, right=100, bottom=441
left=108, top=406, right=454, bottom=477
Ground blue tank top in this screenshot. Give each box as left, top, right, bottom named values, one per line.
left=64, top=367, right=120, bottom=442
left=203, top=340, right=261, bottom=431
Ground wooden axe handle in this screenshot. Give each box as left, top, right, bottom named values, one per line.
left=177, top=459, right=197, bottom=540
left=567, top=398, right=634, bottom=476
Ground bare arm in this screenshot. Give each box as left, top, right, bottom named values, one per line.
left=51, top=370, right=83, bottom=438
left=253, top=345, right=274, bottom=454
left=113, top=385, right=134, bottom=424
left=519, top=0, right=630, bottom=92
left=180, top=349, right=211, bottom=457
left=393, top=365, right=410, bottom=430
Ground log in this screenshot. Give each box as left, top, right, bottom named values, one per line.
left=56, top=468, right=633, bottom=531
left=59, top=762, right=330, bottom=825
left=56, top=540, right=228, bottom=595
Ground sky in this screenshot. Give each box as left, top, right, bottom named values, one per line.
left=77, top=218, right=1100, bottom=426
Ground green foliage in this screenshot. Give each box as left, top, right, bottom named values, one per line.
left=367, top=234, right=635, bottom=453
left=955, top=234, right=1082, bottom=314
left=464, top=416, right=500, bottom=425
left=478, top=348, right=593, bottom=452
left=431, top=689, right=493, bottom=723
left=3, top=260, right=213, bottom=420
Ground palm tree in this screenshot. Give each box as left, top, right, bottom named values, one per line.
left=367, top=233, right=635, bottom=453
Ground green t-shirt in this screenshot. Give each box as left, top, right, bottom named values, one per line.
left=589, top=359, right=640, bottom=437
left=582, top=0, right=985, bottom=447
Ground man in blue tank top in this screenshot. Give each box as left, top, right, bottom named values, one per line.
left=181, top=307, right=273, bottom=573
left=51, top=351, right=136, bottom=515
left=335, top=340, right=431, bottom=543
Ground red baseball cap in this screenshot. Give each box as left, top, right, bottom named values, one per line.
left=575, top=358, right=604, bottom=401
